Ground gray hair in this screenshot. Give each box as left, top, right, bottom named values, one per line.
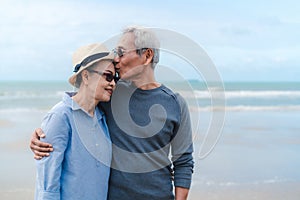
left=122, top=26, right=160, bottom=68
left=74, top=62, right=98, bottom=88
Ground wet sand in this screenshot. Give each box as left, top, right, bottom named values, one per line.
left=1, top=109, right=300, bottom=199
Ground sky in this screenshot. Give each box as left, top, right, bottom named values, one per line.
left=0, top=0, right=299, bottom=82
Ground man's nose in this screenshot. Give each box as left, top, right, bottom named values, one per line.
left=112, top=61, right=118, bottom=67
left=113, top=56, right=120, bottom=63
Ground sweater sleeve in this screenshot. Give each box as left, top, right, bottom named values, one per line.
left=171, top=94, right=194, bottom=189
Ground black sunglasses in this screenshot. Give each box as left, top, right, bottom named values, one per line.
left=88, top=70, right=119, bottom=83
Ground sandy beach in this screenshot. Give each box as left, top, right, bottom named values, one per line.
left=188, top=109, right=300, bottom=200
left=1, top=109, right=300, bottom=199
left=1, top=81, right=300, bottom=199
left=189, top=182, right=300, bottom=200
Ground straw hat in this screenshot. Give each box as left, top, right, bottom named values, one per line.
left=68, top=43, right=114, bottom=86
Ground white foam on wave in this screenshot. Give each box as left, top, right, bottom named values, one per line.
left=193, top=177, right=295, bottom=187
left=0, top=108, right=48, bottom=113
left=0, top=90, right=65, bottom=100
left=225, top=90, right=300, bottom=99
left=190, top=105, right=300, bottom=112
left=179, top=90, right=300, bottom=99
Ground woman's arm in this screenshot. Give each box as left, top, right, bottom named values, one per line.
left=35, top=112, right=70, bottom=199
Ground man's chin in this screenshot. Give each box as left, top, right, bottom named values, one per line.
left=118, top=74, right=129, bottom=80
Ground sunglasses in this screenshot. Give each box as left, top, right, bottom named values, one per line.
left=88, top=70, right=119, bottom=83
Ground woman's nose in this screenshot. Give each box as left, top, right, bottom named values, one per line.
left=110, top=78, right=117, bottom=88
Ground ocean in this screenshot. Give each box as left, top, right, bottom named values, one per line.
left=1, top=81, right=299, bottom=111
left=0, top=81, right=300, bottom=199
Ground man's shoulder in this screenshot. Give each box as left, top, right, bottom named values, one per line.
left=159, top=84, right=176, bottom=97
left=160, top=85, right=185, bottom=102
left=160, top=85, right=189, bottom=113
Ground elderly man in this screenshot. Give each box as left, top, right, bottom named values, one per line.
left=30, top=26, right=194, bottom=200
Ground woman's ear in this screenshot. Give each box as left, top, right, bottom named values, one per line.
left=81, top=70, right=89, bottom=85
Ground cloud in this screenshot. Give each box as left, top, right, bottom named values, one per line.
left=0, top=0, right=299, bottom=81
left=0, top=1, right=124, bottom=80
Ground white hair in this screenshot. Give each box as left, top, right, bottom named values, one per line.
left=122, top=25, right=160, bottom=67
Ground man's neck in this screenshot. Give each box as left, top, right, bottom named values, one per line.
left=134, top=81, right=161, bottom=90
left=130, top=67, right=161, bottom=90
left=131, top=75, right=161, bottom=90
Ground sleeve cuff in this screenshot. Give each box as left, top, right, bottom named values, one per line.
left=174, top=175, right=192, bottom=189
left=36, top=191, right=60, bottom=200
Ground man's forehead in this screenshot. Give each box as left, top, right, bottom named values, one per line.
left=117, top=32, right=135, bottom=48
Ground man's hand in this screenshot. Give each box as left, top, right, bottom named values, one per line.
left=29, top=128, right=53, bottom=160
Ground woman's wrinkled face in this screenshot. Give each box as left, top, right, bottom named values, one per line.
left=86, top=60, right=116, bottom=102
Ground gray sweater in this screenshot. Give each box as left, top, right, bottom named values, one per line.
left=101, top=81, right=194, bottom=200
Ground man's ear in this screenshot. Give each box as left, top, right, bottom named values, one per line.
left=144, top=48, right=154, bottom=65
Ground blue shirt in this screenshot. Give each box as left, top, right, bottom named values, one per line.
left=35, top=92, right=111, bottom=200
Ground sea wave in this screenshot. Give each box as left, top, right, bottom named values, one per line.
left=1, top=89, right=300, bottom=100
left=1, top=104, right=300, bottom=113
left=225, top=90, right=300, bottom=99
left=0, top=91, right=65, bottom=100
left=192, top=176, right=298, bottom=187
left=198, top=177, right=296, bottom=187
left=179, top=90, right=300, bottom=99
left=189, top=105, right=300, bottom=112
left=0, top=108, right=48, bottom=113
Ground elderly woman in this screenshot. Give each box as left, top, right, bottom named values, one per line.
left=35, top=43, right=118, bottom=200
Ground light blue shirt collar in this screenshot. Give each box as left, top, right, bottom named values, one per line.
left=62, top=92, right=105, bottom=119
